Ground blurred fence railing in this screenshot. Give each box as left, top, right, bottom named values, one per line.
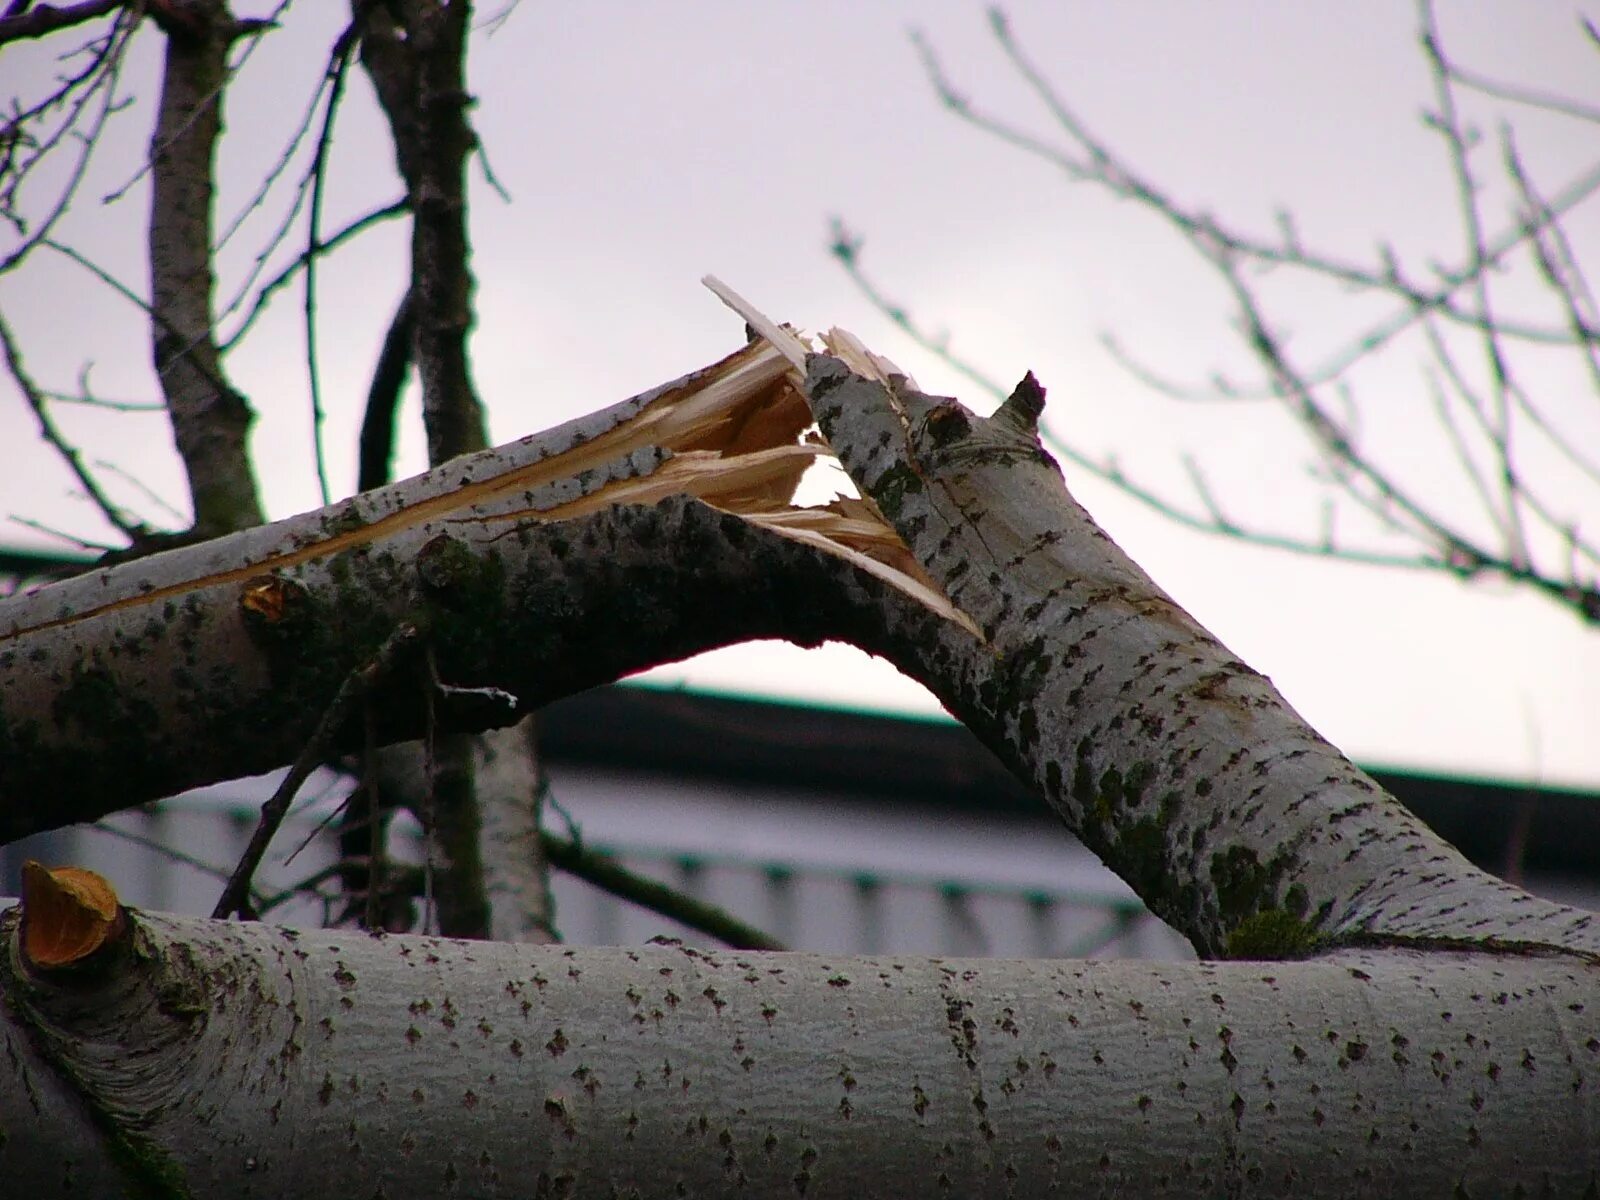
left=1, top=771, right=1191, bottom=959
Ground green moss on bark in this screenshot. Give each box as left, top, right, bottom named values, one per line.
left=1222, top=909, right=1324, bottom=960
left=870, top=463, right=923, bottom=521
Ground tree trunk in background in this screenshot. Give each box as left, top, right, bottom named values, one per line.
left=353, top=0, right=543, bottom=941
left=148, top=0, right=265, bottom=535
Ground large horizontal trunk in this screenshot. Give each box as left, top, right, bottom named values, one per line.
left=1, top=905, right=1595, bottom=1198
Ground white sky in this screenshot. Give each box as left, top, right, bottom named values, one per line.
left=2, top=2, right=1598, bottom=788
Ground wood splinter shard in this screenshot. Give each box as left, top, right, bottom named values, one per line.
left=693, top=276, right=978, bottom=636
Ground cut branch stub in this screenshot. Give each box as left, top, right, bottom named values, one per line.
left=17, top=861, right=126, bottom=970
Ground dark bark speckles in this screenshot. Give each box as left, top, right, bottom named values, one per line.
left=918, top=404, right=972, bottom=449
left=807, top=360, right=1597, bottom=956
left=867, top=462, right=923, bottom=522
left=0, top=492, right=949, bottom=838
left=5, top=339, right=1596, bottom=970
left=802, top=354, right=850, bottom=402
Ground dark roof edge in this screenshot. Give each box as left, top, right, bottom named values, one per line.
left=539, top=684, right=1600, bottom=878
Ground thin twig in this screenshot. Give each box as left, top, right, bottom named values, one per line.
left=1419, top=0, right=1528, bottom=570
left=41, top=235, right=250, bottom=415
left=1436, top=31, right=1600, bottom=124
left=0, top=308, right=143, bottom=539
left=0, top=0, right=118, bottom=44
left=1422, top=364, right=1508, bottom=550
left=5, top=514, right=116, bottom=550
left=477, top=0, right=524, bottom=36
left=0, top=8, right=133, bottom=275
left=927, top=12, right=1600, bottom=368
left=254, top=861, right=349, bottom=917
left=302, top=30, right=361, bottom=508
left=859, top=9, right=1600, bottom=623
left=39, top=234, right=155, bottom=314
left=43, top=372, right=165, bottom=411
left=1423, top=318, right=1600, bottom=569
left=90, top=817, right=254, bottom=894
left=474, top=138, right=513, bottom=203
left=99, top=0, right=289, bottom=205
left=219, top=199, right=408, bottom=353
left=832, top=222, right=1600, bottom=621
left=215, top=5, right=350, bottom=257
left=1501, top=132, right=1600, bottom=486
left=90, top=457, right=186, bottom=523
left=213, top=622, right=423, bottom=920
left=540, top=833, right=787, bottom=952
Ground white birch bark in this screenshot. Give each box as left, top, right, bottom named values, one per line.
left=1, top=911, right=1595, bottom=1197
left=801, top=354, right=1598, bottom=958
left=1, top=326, right=1596, bottom=1194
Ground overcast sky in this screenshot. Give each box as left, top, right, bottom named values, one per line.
left=3, top=2, right=1598, bottom=788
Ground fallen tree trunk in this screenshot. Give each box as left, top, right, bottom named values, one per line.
left=3, top=891, right=1594, bottom=1198
left=0, top=340, right=955, bottom=838
left=1, top=290, right=1596, bottom=1194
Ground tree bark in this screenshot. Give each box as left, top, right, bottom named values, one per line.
left=147, top=0, right=266, bottom=535
left=354, top=0, right=529, bottom=940
left=356, top=0, right=488, bottom=466
left=2, top=328, right=1597, bottom=1192
left=369, top=723, right=558, bottom=942
left=2, top=334, right=1595, bottom=956
left=1, top=906, right=1595, bottom=1197
left=801, top=355, right=1596, bottom=957
left=0, top=343, right=889, bottom=836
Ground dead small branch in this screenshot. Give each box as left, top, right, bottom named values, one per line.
left=0, top=310, right=145, bottom=541
left=540, top=833, right=787, bottom=952
left=837, top=5, right=1600, bottom=623
left=213, top=622, right=424, bottom=921
left=0, top=0, right=119, bottom=45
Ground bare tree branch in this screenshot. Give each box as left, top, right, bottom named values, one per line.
left=218, top=198, right=408, bottom=353
left=0, top=9, right=134, bottom=275
left=351, top=1, right=520, bottom=940
left=0, top=0, right=119, bottom=45
left=357, top=0, right=488, bottom=463
left=1418, top=0, right=1528, bottom=570
left=301, top=22, right=363, bottom=507
left=213, top=620, right=424, bottom=922
left=147, top=0, right=264, bottom=534
left=916, top=15, right=1600, bottom=364
left=0, top=309, right=145, bottom=540
left=357, top=288, right=414, bottom=491
left=1434, top=17, right=1600, bottom=124
left=838, top=7, right=1600, bottom=624
left=540, top=832, right=787, bottom=952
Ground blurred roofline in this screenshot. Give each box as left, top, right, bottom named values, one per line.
left=7, top=543, right=1592, bottom=878
left=541, top=683, right=1600, bottom=880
